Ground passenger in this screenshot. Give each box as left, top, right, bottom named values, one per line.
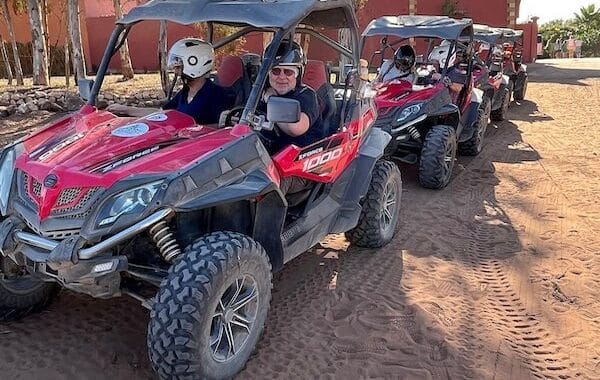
left=376, top=45, right=417, bottom=84
left=107, top=38, right=226, bottom=125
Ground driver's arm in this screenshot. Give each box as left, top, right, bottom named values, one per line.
left=276, top=112, right=310, bottom=137
left=449, top=82, right=464, bottom=93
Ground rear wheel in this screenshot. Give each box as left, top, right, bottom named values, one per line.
left=418, top=125, right=457, bottom=189
left=514, top=76, right=528, bottom=100
left=147, top=231, right=272, bottom=380
left=0, top=257, right=58, bottom=321
left=345, top=160, right=402, bottom=248
left=491, top=81, right=513, bottom=121
left=459, top=99, right=490, bottom=156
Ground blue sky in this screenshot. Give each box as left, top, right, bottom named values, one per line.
left=518, top=0, right=600, bottom=24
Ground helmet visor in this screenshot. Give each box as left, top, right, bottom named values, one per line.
left=167, top=55, right=184, bottom=70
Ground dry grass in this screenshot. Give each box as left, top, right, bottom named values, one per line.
left=0, top=73, right=163, bottom=96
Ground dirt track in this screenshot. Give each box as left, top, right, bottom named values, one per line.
left=1, top=59, right=599, bottom=379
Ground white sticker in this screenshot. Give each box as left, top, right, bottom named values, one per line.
left=111, top=123, right=149, bottom=138
left=145, top=113, right=168, bottom=122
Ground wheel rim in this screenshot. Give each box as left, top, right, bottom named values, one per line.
left=380, top=180, right=398, bottom=232
left=210, top=275, right=259, bottom=363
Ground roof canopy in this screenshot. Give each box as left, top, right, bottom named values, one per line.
left=361, top=15, right=473, bottom=41
left=496, top=27, right=524, bottom=41
left=471, top=24, right=503, bottom=44
left=119, top=0, right=357, bottom=30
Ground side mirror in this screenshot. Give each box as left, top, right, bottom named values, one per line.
left=267, top=97, right=300, bottom=123
left=78, top=79, right=94, bottom=101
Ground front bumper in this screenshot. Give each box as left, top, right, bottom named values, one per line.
left=0, top=208, right=173, bottom=298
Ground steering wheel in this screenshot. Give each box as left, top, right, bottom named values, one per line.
left=222, top=106, right=280, bottom=153
left=223, top=106, right=245, bottom=127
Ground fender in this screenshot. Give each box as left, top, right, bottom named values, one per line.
left=330, top=127, right=391, bottom=233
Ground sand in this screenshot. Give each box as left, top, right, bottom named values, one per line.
left=0, top=58, right=599, bottom=379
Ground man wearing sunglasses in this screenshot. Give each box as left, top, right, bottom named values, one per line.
left=259, top=40, right=323, bottom=155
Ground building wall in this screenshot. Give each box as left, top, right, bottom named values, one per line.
left=1, top=0, right=538, bottom=77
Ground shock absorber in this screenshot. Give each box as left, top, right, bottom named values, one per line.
left=407, top=126, right=421, bottom=141
left=149, top=221, right=181, bottom=262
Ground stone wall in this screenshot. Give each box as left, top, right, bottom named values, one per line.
left=0, top=87, right=165, bottom=117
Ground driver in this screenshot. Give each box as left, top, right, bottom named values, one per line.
left=428, top=42, right=468, bottom=96
left=107, top=38, right=226, bottom=125
left=258, top=39, right=323, bottom=155
left=376, top=44, right=416, bottom=84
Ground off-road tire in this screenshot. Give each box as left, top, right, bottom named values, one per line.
left=514, top=76, right=528, bottom=101
left=459, top=99, right=491, bottom=156
left=418, top=125, right=457, bottom=189
left=491, top=81, right=513, bottom=121
left=147, top=231, right=272, bottom=380
left=0, top=258, right=58, bottom=321
left=345, top=160, right=402, bottom=248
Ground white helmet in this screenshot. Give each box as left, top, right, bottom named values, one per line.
left=428, top=43, right=456, bottom=68
left=167, top=38, right=214, bottom=79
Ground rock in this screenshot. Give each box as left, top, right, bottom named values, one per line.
left=144, top=100, right=154, bottom=107
left=34, top=91, right=47, bottom=98
left=96, top=100, right=109, bottom=110
left=16, top=103, right=29, bottom=114
left=64, top=94, right=85, bottom=111
left=97, top=94, right=105, bottom=101
left=16, top=99, right=24, bottom=105
left=26, top=101, right=39, bottom=112
left=11, top=94, right=22, bottom=101
left=48, top=96, right=56, bottom=103
left=38, top=99, right=50, bottom=110
left=104, top=93, right=114, bottom=101
left=46, top=102, right=65, bottom=112
left=134, top=93, right=143, bottom=100
left=0, top=105, right=15, bottom=117
left=0, top=94, right=11, bottom=105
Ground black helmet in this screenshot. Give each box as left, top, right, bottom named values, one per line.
left=393, top=45, right=416, bottom=72
left=267, top=39, right=306, bottom=68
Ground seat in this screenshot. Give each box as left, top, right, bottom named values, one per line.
left=302, top=60, right=337, bottom=135
left=216, top=56, right=251, bottom=109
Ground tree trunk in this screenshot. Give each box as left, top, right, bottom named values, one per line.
left=41, top=0, right=50, bottom=70
left=0, top=35, right=13, bottom=85
left=64, top=34, right=70, bottom=87
left=1, top=0, right=24, bottom=85
left=67, top=0, right=86, bottom=81
left=113, top=0, right=134, bottom=80
left=158, top=20, right=169, bottom=96
left=27, top=0, right=50, bottom=85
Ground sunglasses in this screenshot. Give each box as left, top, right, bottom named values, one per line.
left=270, top=67, right=298, bottom=77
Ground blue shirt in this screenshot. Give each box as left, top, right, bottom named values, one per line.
left=163, top=80, right=226, bottom=125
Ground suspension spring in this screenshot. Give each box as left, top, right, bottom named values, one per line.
left=149, top=221, right=181, bottom=262
left=407, top=126, right=421, bottom=141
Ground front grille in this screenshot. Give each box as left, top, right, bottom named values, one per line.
left=57, top=188, right=82, bottom=206
left=22, top=217, right=80, bottom=241
left=53, top=187, right=101, bottom=215
left=32, top=177, right=42, bottom=197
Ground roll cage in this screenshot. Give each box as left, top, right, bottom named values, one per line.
left=87, top=0, right=361, bottom=127
left=360, top=15, right=474, bottom=77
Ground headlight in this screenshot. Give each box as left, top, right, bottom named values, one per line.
left=97, top=181, right=162, bottom=227
left=0, top=149, right=16, bottom=216
left=396, top=103, right=422, bottom=123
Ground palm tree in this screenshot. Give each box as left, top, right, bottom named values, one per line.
left=574, top=4, right=600, bottom=24
left=113, top=0, right=134, bottom=80
left=67, top=0, right=86, bottom=81
left=27, top=0, right=49, bottom=85
left=0, top=0, right=23, bottom=85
